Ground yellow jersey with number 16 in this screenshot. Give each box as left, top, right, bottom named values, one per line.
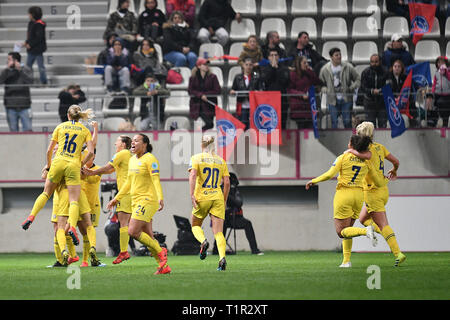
left=51, top=120, right=92, bottom=166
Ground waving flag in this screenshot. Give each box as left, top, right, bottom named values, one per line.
left=249, top=91, right=282, bottom=145
left=382, top=84, right=406, bottom=138
left=395, top=70, right=413, bottom=119
left=406, top=62, right=432, bottom=89
left=308, top=85, right=320, bottom=139
left=215, top=105, right=246, bottom=161
left=409, top=2, right=437, bottom=45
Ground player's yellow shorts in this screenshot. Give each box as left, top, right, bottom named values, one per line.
left=56, top=189, right=91, bottom=219
left=116, top=194, right=132, bottom=214
left=364, top=186, right=389, bottom=213
left=48, top=158, right=81, bottom=186
left=333, top=187, right=364, bottom=220
left=192, top=199, right=225, bottom=220
left=131, top=199, right=159, bottom=223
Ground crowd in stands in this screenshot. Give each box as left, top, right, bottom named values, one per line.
left=1, top=0, right=450, bottom=132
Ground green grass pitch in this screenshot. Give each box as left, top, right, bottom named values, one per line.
left=0, top=251, right=448, bottom=300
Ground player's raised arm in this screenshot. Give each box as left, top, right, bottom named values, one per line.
left=385, top=153, right=399, bottom=180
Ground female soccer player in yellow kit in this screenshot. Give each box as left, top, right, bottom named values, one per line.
left=355, top=121, right=406, bottom=267
left=83, top=135, right=133, bottom=265
left=107, top=133, right=170, bottom=275
left=22, top=105, right=95, bottom=249
left=306, top=134, right=387, bottom=267
left=189, top=136, right=230, bottom=271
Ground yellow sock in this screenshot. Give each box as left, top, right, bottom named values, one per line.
left=68, top=201, right=79, bottom=228
left=119, top=226, right=130, bottom=253
left=342, top=238, right=353, bottom=264
left=192, top=226, right=206, bottom=244
left=56, top=228, right=67, bottom=253
left=362, top=218, right=382, bottom=234
left=30, top=192, right=49, bottom=217
left=147, top=246, right=161, bottom=264
left=53, top=236, right=62, bottom=263
left=66, top=236, right=76, bottom=258
left=214, top=232, right=226, bottom=261
left=82, top=235, right=90, bottom=263
left=86, top=225, right=96, bottom=248
left=381, top=225, right=401, bottom=257
left=341, top=227, right=367, bottom=238
left=137, top=232, right=162, bottom=254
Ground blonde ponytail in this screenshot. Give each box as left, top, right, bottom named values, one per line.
left=67, top=105, right=94, bottom=122
left=201, top=135, right=216, bottom=154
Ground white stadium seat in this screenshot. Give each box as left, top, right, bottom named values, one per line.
left=291, top=17, right=317, bottom=40
left=352, top=0, right=378, bottom=15
left=322, top=0, right=348, bottom=15
left=260, top=0, right=287, bottom=16
left=260, top=18, right=287, bottom=40
left=321, top=17, right=348, bottom=40
left=321, top=41, right=348, bottom=61
left=414, top=40, right=441, bottom=62
left=199, top=43, right=225, bottom=65
left=230, top=18, right=256, bottom=41
left=291, top=0, right=317, bottom=15
left=231, top=0, right=257, bottom=16
left=352, top=17, right=379, bottom=39
left=383, top=16, right=409, bottom=39
left=352, top=41, right=378, bottom=64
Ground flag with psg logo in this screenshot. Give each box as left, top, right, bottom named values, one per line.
left=382, top=84, right=406, bottom=138
left=215, top=105, right=246, bottom=161
left=249, top=91, right=282, bottom=145
left=409, top=2, right=437, bottom=45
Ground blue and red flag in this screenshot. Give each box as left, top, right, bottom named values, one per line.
left=308, top=85, right=320, bottom=139
left=409, top=2, right=437, bottom=45
left=215, top=105, right=246, bottom=161
left=395, top=70, right=413, bottom=119
left=249, top=91, right=282, bottom=145
left=382, top=84, right=406, bottom=138
left=405, top=61, right=432, bottom=89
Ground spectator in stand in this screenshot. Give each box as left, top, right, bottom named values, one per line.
left=360, top=54, right=389, bottom=128
left=386, top=59, right=418, bottom=127
left=58, top=84, right=87, bottom=122
left=260, top=49, right=290, bottom=129
left=103, top=0, right=138, bottom=52
left=287, top=56, right=323, bottom=129
left=188, top=58, right=221, bottom=131
left=289, top=31, right=327, bottom=76
left=230, top=57, right=264, bottom=130
left=138, top=0, right=166, bottom=43
left=0, top=52, right=33, bottom=132
left=386, top=0, right=409, bottom=19
left=319, top=47, right=360, bottom=129
left=237, top=35, right=263, bottom=68
left=425, top=56, right=450, bottom=128
left=98, top=33, right=121, bottom=66
left=132, top=39, right=167, bottom=87
left=261, top=31, right=286, bottom=60
left=133, top=73, right=170, bottom=130
left=197, top=0, right=242, bottom=47
left=381, top=34, right=415, bottom=69
left=162, top=11, right=198, bottom=69
left=105, top=39, right=131, bottom=94
left=24, top=6, right=47, bottom=85
left=166, top=0, right=196, bottom=28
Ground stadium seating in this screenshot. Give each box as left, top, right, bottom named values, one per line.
left=290, top=17, right=317, bottom=40
left=227, top=66, right=242, bottom=87
left=352, top=17, right=379, bottom=39
left=321, top=17, right=348, bottom=40
left=352, top=0, right=378, bottom=15
left=164, top=116, right=191, bottom=130
left=228, top=42, right=245, bottom=65
left=102, top=117, right=127, bottom=131
left=230, top=18, right=256, bottom=41
left=137, top=0, right=166, bottom=15
left=383, top=16, right=409, bottom=39
left=291, top=0, right=317, bottom=16
left=447, top=41, right=450, bottom=57
left=165, top=93, right=190, bottom=116
left=231, top=0, right=257, bottom=17
left=422, top=17, right=441, bottom=39
left=209, top=66, right=224, bottom=88
left=260, top=0, right=287, bottom=16
left=352, top=41, right=378, bottom=64
left=446, top=18, right=450, bottom=38
left=199, top=43, right=225, bottom=65
left=260, top=18, right=287, bottom=40
left=322, top=0, right=348, bottom=15
left=414, top=40, right=441, bottom=62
